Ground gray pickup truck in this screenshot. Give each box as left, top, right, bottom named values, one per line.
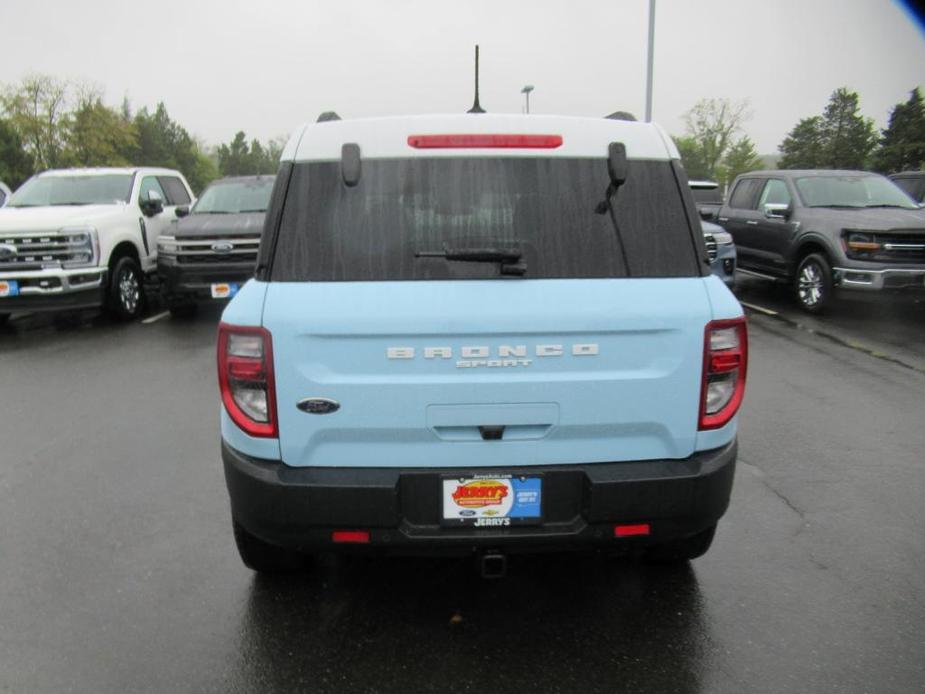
left=718, top=169, right=925, bottom=312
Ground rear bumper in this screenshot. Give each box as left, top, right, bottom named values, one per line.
left=0, top=267, right=107, bottom=312
left=223, top=439, right=737, bottom=554
left=833, top=265, right=925, bottom=291
left=158, top=259, right=254, bottom=302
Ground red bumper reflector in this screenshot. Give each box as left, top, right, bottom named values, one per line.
left=407, top=134, right=563, bottom=149
left=332, top=530, right=370, bottom=544
left=614, top=524, right=651, bottom=538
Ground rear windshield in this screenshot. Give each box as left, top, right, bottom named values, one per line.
left=691, top=187, right=723, bottom=205
left=270, top=157, right=700, bottom=281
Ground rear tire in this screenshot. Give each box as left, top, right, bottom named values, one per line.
left=232, top=519, right=311, bottom=573
left=107, top=256, right=145, bottom=321
left=793, top=252, right=833, bottom=314
left=644, top=524, right=717, bottom=563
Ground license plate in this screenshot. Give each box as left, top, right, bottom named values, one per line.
left=442, top=474, right=543, bottom=527
left=210, top=282, right=239, bottom=299
left=0, top=280, right=19, bottom=297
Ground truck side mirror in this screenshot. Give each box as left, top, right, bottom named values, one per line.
left=698, top=206, right=714, bottom=221
left=140, top=190, right=164, bottom=217
left=175, top=205, right=190, bottom=219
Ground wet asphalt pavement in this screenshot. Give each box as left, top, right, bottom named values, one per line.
left=1, top=281, right=924, bottom=693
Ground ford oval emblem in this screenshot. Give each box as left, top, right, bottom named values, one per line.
left=297, top=397, right=341, bottom=415
left=211, top=241, right=234, bottom=253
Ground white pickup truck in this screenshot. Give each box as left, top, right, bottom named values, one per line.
left=0, top=167, right=194, bottom=323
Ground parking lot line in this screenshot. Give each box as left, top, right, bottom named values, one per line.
left=740, top=301, right=778, bottom=316
left=142, top=311, right=170, bottom=324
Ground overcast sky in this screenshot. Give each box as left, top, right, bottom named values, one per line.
left=1, top=0, right=923, bottom=154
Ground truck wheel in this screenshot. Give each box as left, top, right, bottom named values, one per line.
left=644, top=524, right=717, bottom=563
left=107, top=256, right=145, bottom=321
left=232, top=519, right=311, bottom=573
left=793, top=253, right=832, bottom=313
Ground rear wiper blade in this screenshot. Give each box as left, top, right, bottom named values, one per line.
left=237, top=209, right=267, bottom=213
left=415, top=246, right=526, bottom=275
left=50, top=202, right=92, bottom=206
left=864, top=204, right=910, bottom=209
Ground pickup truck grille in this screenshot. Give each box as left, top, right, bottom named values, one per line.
left=0, top=232, right=96, bottom=271
left=173, top=236, right=261, bottom=265
left=876, top=232, right=925, bottom=263
left=704, top=234, right=718, bottom=262
left=846, top=230, right=925, bottom=264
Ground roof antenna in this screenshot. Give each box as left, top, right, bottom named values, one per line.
left=467, top=45, right=486, bottom=114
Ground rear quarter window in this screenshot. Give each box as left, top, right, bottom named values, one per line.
left=268, top=157, right=702, bottom=282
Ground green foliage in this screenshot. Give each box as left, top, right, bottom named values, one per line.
left=779, top=88, right=876, bottom=170
left=64, top=96, right=137, bottom=167
left=721, top=136, right=763, bottom=184
left=0, top=118, right=34, bottom=188
left=133, top=103, right=216, bottom=193
left=1, top=74, right=71, bottom=170
left=218, top=131, right=282, bottom=176
left=681, top=98, right=751, bottom=182
left=779, top=117, right=825, bottom=169
left=673, top=135, right=709, bottom=180
left=822, top=88, right=877, bottom=169
left=872, top=87, right=925, bottom=174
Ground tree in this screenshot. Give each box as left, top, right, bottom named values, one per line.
left=673, top=135, right=709, bottom=180
left=218, top=131, right=283, bottom=176
left=133, top=102, right=216, bottom=193
left=64, top=94, right=137, bottom=167
left=682, top=98, right=751, bottom=181
left=1, top=74, right=71, bottom=169
left=778, top=88, right=876, bottom=170
left=721, top=136, right=763, bottom=184
left=821, top=88, right=876, bottom=169
left=0, top=118, right=34, bottom=188
left=218, top=131, right=251, bottom=176
left=779, top=117, right=825, bottom=169
left=872, top=87, right=925, bottom=173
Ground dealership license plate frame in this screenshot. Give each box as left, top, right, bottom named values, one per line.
left=210, top=282, right=239, bottom=299
left=441, top=473, right=544, bottom=527
left=0, top=280, right=19, bottom=298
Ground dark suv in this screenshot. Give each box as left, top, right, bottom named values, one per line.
left=718, top=170, right=925, bottom=312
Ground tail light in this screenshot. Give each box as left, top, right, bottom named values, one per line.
left=699, top=318, right=748, bottom=430
left=217, top=323, right=277, bottom=437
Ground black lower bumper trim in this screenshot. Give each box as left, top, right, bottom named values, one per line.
left=0, top=286, right=106, bottom=313
left=223, top=439, right=737, bottom=554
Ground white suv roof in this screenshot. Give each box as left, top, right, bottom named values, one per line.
left=38, top=167, right=180, bottom=177
left=283, top=114, right=680, bottom=163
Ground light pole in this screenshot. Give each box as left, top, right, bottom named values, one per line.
left=645, top=0, right=656, bottom=122
left=521, top=85, right=534, bottom=114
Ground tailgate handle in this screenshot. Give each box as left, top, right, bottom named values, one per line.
left=478, top=425, right=505, bottom=441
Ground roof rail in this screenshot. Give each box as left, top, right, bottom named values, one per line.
left=317, top=111, right=341, bottom=123
left=605, top=111, right=638, bottom=122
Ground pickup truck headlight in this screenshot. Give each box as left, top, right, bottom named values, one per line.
left=158, top=235, right=178, bottom=254
left=60, top=226, right=99, bottom=268
left=711, top=230, right=734, bottom=245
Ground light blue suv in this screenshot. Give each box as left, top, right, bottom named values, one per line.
left=217, top=113, right=747, bottom=574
